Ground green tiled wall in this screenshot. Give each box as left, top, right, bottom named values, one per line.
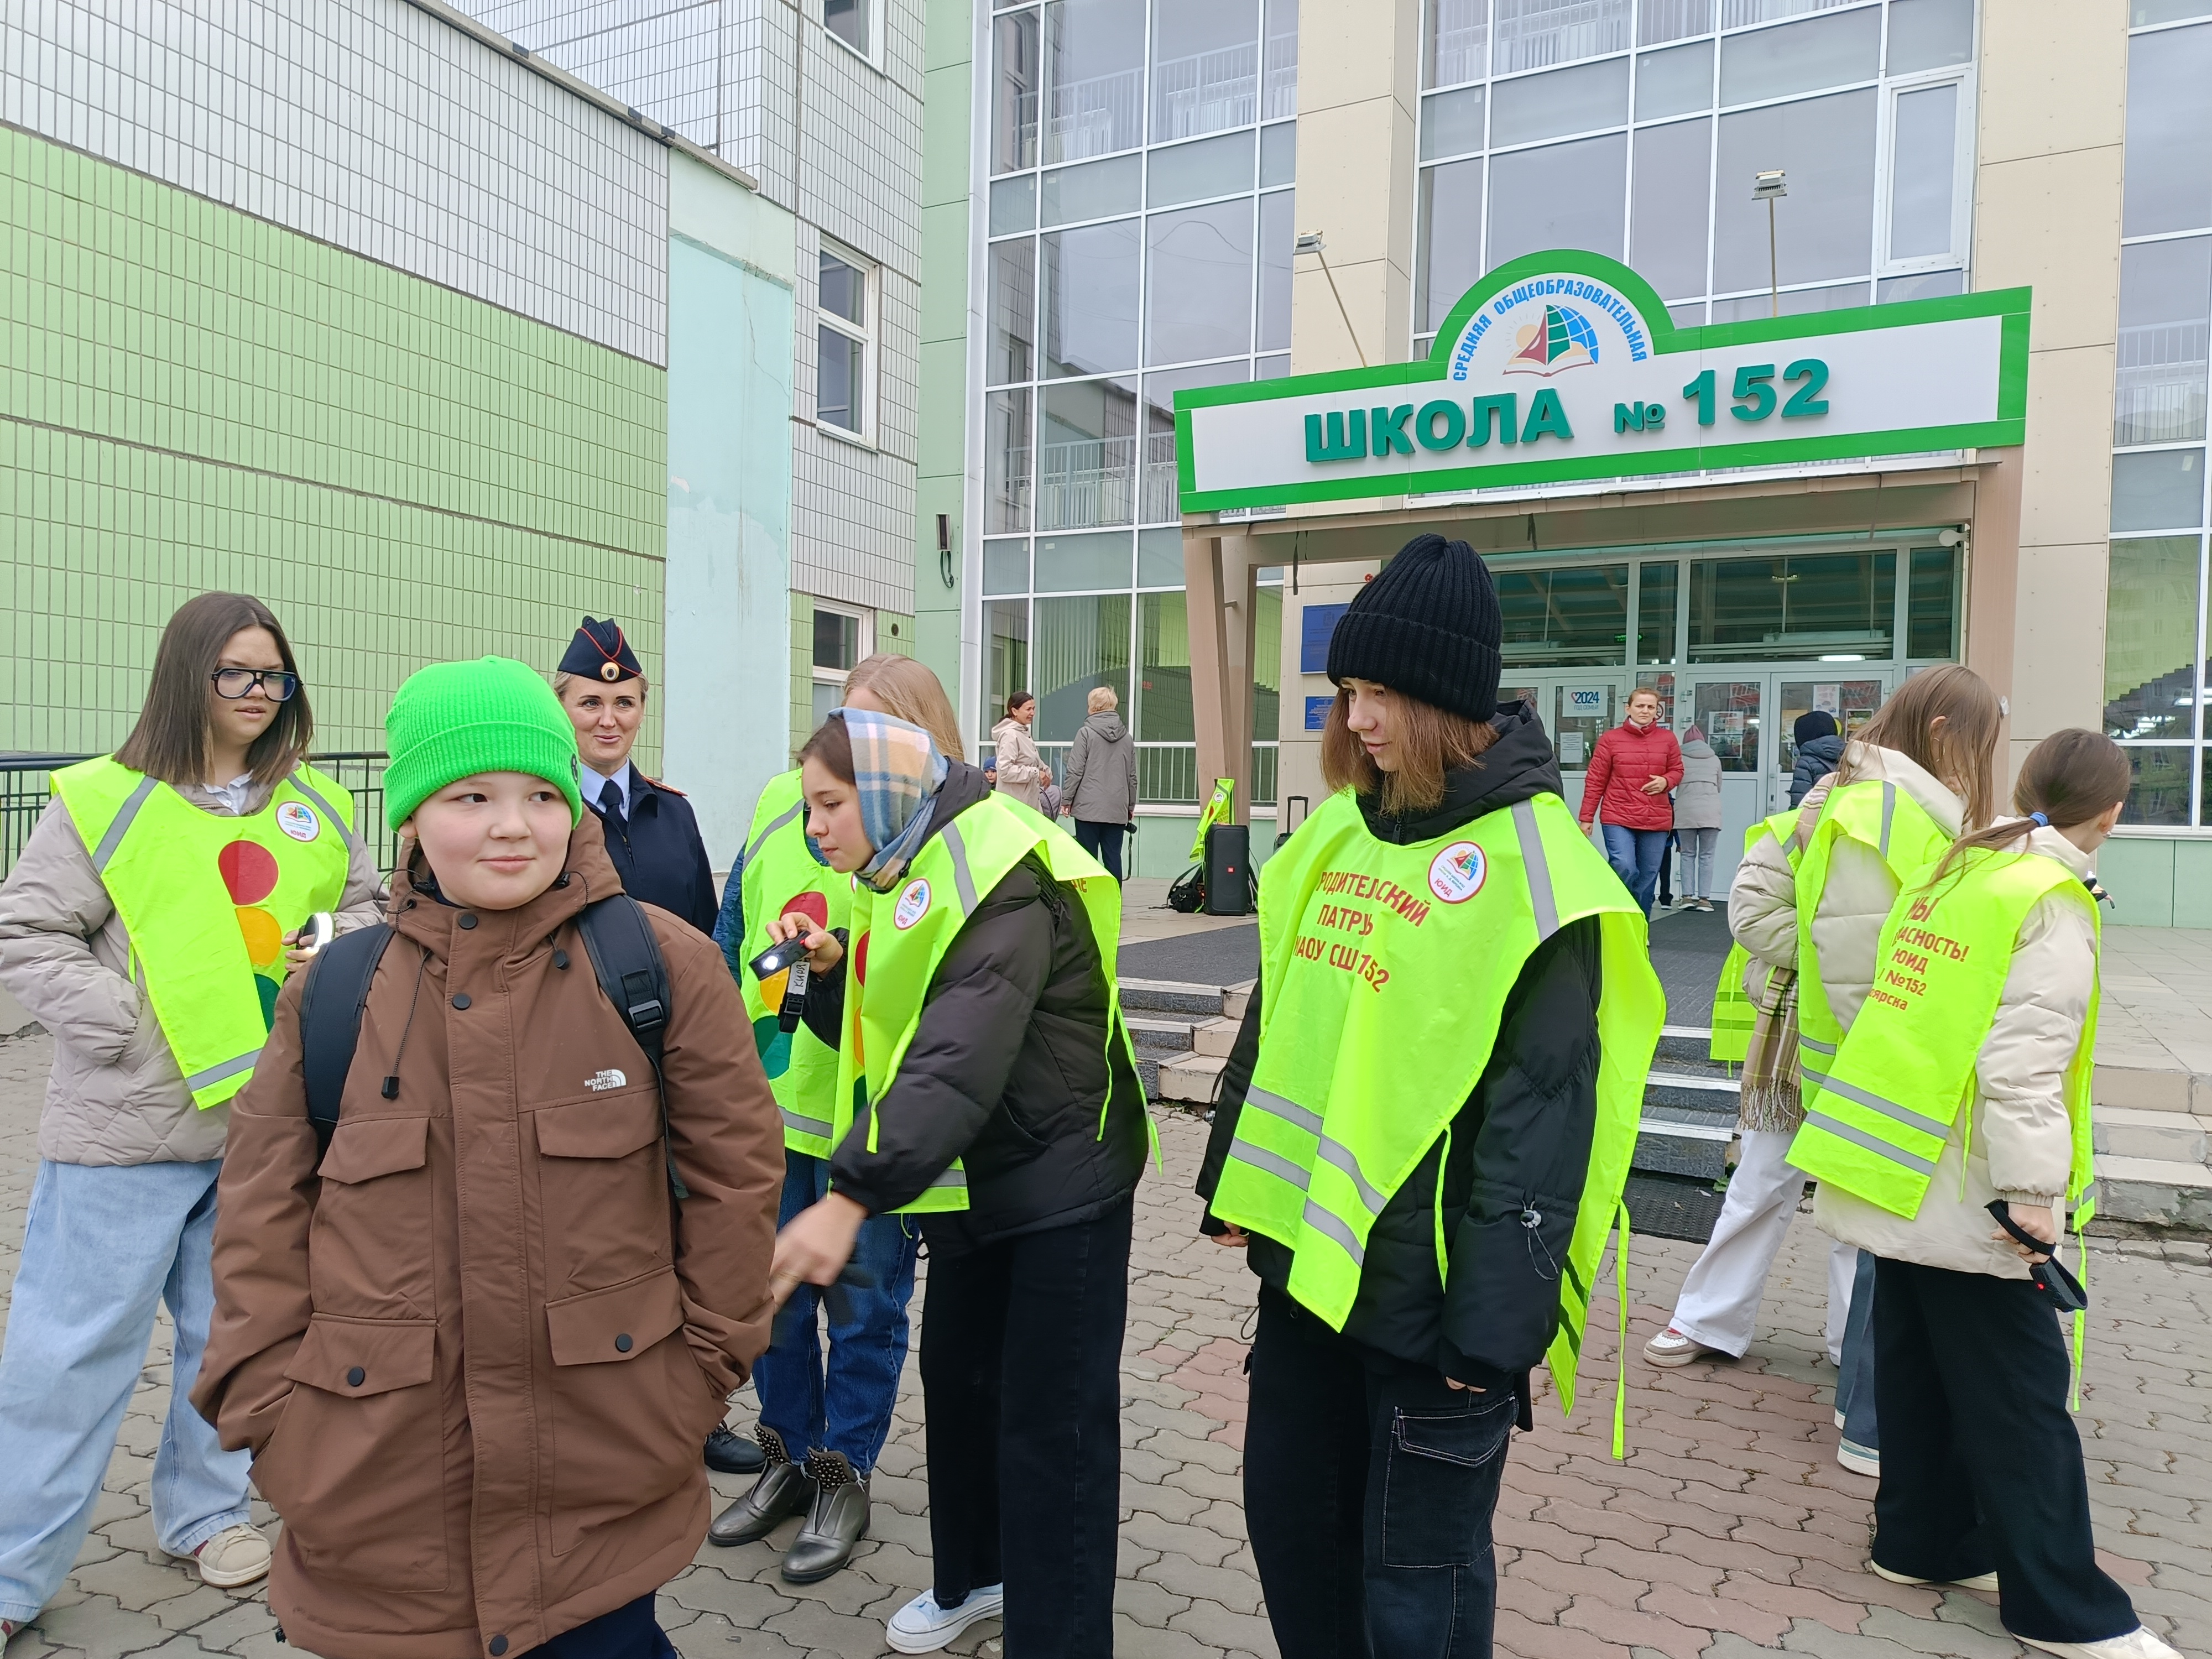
left=2, top=127, right=669, bottom=760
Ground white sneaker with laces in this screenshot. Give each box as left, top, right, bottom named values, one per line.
left=1641, top=1327, right=1719, bottom=1368
left=2019, top=1627, right=2184, bottom=1659
left=188, top=1524, right=271, bottom=1589
left=887, top=1584, right=1006, bottom=1654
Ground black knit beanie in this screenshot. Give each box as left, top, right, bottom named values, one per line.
left=1326, top=534, right=1504, bottom=723
left=1793, top=709, right=1840, bottom=745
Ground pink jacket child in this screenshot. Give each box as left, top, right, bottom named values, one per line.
left=1578, top=709, right=1684, bottom=831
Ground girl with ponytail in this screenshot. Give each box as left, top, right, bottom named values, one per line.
left=1792, top=729, right=2176, bottom=1659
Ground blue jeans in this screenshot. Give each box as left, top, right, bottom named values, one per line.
left=753, top=1151, right=919, bottom=1475
left=1835, top=1247, right=1881, bottom=1453
left=1601, top=823, right=1673, bottom=917
left=0, top=1160, right=252, bottom=1621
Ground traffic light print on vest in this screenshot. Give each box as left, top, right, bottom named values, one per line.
left=220, top=838, right=286, bottom=1027
left=754, top=890, right=831, bottom=1077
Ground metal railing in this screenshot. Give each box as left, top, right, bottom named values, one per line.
left=0, top=752, right=397, bottom=883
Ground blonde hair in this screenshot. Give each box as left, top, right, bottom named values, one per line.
left=843, top=654, right=963, bottom=758
left=1831, top=664, right=2002, bottom=830
left=1087, top=685, right=1118, bottom=714
left=1320, top=685, right=1498, bottom=817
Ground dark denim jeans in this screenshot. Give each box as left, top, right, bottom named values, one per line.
left=1245, top=1288, right=1513, bottom=1659
left=1601, top=824, right=1673, bottom=917
left=1072, top=819, right=1125, bottom=881
left=1834, top=1247, right=1880, bottom=1453
left=753, top=1151, right=919, bottom=1475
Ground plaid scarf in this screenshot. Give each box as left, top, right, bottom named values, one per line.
left=832, top=708, right=949, bottom=892
left=1738, top=966, right=1805, bottom=1135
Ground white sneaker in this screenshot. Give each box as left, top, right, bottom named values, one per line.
left=1834, top=1408, right=1846, bottom=1428
left=886, top=1585, right=1006, bottom=1654
left=1837, top=1438, right=1881, bottom=1479
left=1870, top=1560, right=1999, bottom=1593
left=2020, top=1629, right=2184, bottom=1659
left=188, top=1524, right=271, bottom=1589
left=1641, top=1327, right=1720, bottom=1368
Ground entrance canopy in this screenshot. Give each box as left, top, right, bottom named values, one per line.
left=1173, top=251, right=2031, bottom=825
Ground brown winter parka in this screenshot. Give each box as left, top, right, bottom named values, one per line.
left=191, top=823, right=782, bottom=1659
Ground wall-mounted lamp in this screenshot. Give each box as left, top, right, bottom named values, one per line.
left=1295, top=232, right=1367, bottom=369
left=1752, top=170, right=1787, bottom=317
left=937, top=513, right=955, bottom=588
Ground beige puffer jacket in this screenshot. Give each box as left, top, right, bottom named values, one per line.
left=0, top=783, right=385, bottom=1165
left=1814, top=829, right=2095, bottom=1280
left=991, top=715, right=1046, bottom=810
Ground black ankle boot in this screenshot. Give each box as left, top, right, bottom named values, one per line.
left=780, top=1450, right=869, bottom=1583
left=708, top=1428, right=816, bottom=1546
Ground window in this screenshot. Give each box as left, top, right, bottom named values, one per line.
left=1498, top=564, right=1630, bottom=668
left=816, top=246, right=875, bottom=438
left=825, top=0, right=870, bottom=57
left=809, top=604, right=871, bottom=728
left=1688, top=552, right=1896, bottom=664
left=1411, top=0, right=1975, bottom=353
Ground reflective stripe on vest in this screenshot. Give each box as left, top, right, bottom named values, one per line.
left=738, top=770, right=848, bottom=1156
left=54, top=757, right=354, bottom=1108
left=1708, top=811, right=1803, bottom=1064
left=1793, top=779, right=1951, bottom=1105
left=831, top=792, right=1145, bottom=1214
left=1787, top=847, right=2101, bottom=1220
left=1209, top=789, right=1665, bottom=1416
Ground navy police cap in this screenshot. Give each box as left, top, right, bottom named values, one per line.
left=559, top=616, right=642, bottom=684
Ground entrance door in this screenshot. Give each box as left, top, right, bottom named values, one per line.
left=1505, top=679, right=1626, bottom=826
left=1683, top=678, right=1769, bottom=896
left=1771, top=675, right=1890, bottom=814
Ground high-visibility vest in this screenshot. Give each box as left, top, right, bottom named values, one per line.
left=1709, top=810, right=1804, bottom=1064
left=53, top=755, right=355, bottom=1108
left=1208, top=788, right=1665, bottom=1415
left=1788, top=847, right=2100, bottom=1223
left=831, top=791, right=1144, bottom=1214
left=738, top=770, right=848, bottom=1157
left=1793, top=778, right=1951, bottom=1107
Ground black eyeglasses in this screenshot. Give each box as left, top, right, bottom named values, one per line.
left=210, top=668, right=301, bottom=702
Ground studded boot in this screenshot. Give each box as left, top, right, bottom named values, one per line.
left=780, top=1450, right=869, bottom=1583
left=708, top=1427, right=816, bottom=1547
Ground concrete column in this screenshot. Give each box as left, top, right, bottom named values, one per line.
left=1289, top=0, right=1421, bottom=372
left=1970, top=0, right=2127, bottom=785
left=1186, top=529, right=1259, bottom=821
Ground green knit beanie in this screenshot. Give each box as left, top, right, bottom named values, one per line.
left=384, top=656, right=583, bottom=827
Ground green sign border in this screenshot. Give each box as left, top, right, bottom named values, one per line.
left=1174, top=249, right=2031, bottom=514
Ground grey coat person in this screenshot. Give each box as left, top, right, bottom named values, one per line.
left=1061, top=711, right=1138, bottom=825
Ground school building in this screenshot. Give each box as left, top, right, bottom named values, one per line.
left=929, top=0, right=2212, bottom=921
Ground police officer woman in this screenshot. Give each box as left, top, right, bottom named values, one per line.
left=706, top=656, right=961, bottom=1579
left=555, top=616, right=717, bottom=934
left=0, top=593, right=384, bottom=1631
left=1196, top=535, right=1663, bottom=1659
left=761, top=707, right=1147, bottom=1657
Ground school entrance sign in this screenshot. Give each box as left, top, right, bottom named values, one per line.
left=1173, top=251, right=2029, bottom=514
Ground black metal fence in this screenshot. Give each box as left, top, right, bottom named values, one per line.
left=0, top=753, right=398, bottom=881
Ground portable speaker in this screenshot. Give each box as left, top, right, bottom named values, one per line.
left=1204, top=823, right=1251, bottom=916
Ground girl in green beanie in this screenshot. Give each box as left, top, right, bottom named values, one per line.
left=195, top=655, right=786, bottom=1659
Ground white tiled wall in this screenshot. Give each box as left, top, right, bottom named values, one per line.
left=475, top=0, right=926, bottom=619
left=2, top=0, right=670, bottom=364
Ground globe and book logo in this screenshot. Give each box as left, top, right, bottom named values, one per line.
left=1504, top=302, right=1600, bottom=377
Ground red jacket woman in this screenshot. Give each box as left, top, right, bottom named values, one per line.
left=1577, top=700, right=1683, bottom=832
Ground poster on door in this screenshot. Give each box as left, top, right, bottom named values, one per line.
left=1564, top=686, right=1609, bottom=720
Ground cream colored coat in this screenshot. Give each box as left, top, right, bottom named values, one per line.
left=1814, top=830, right=2096, bottom=1280
left=0, top=785, right=385, bottom=1165
left=991, top=715, right=1046, bottom=810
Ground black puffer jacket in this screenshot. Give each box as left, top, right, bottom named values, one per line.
left=1197, top=701, right=1603, bottom=1401
left=811, top=761, right=1148, bottom=1255
left=1790, top=732, right=1846, bottom=807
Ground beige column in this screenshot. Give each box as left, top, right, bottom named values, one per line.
left=1970, top=0, right=2128, bottom=784
left=1186, top=529, right=1260, bottom=821
left=1289, top=0, right=1421, bottom=372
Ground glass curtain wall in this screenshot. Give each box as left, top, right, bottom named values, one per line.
left=1412, top=0, right=1978, bottom=349
left=982, top=0, right=1297, bottom=800
left=2107, top=2, right=2212, bottom=827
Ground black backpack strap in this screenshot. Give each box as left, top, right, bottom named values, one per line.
left=575, top=895, right=687, bottom=1200
left=298, top=924, right=393, bottom=1159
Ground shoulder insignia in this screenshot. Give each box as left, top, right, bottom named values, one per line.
left=636, top=773, right=688, bottom=799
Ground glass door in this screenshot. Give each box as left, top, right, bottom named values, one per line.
left=1681, top=679, right=1768, bottom=898
left=1772, top=675, right=1889, bottom=814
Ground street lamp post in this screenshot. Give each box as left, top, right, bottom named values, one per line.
left=1752, top=170, right=1788, bottom=319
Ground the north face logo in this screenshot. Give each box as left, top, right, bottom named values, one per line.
left=586, top=1068, right=628, bottom=1091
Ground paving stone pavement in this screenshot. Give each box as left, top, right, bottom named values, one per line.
left=3, top=1025, right=2210, bottom=1659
